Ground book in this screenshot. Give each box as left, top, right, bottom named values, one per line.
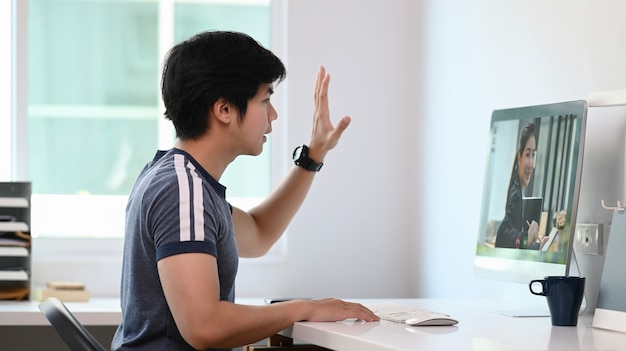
left=33, top=287, right=90, bottom=302
left=46, top=281, right=86, bottom=290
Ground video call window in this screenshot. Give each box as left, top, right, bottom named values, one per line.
left=476, top=102, right=586, bottom=266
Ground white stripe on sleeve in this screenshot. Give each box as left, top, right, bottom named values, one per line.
left=174, top=154, right=191, bottom=242
left=186, top=162, right=205, bottom=241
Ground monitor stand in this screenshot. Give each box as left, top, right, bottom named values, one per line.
left=491, top=306, right=550, bottom=318
left=492, top=296, right=588, bottom=318
left=488, top=283, right=552, bottom=318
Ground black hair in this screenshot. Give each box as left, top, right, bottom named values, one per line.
left=505, top=122, right=537, bottom=210
left=161, top=31, right=287, bottom=140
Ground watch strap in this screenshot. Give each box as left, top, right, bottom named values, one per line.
left=293, top=145, right=323, bottom=172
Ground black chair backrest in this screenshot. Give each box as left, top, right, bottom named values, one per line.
left=38, top=297, right=107, bottom=351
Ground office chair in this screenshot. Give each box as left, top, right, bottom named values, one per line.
left=38, top=297, right=107, bottom=351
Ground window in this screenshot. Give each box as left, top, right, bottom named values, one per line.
left=0, top=1, right=11, bottom=180
left=16, top=0, right=284, bottom=244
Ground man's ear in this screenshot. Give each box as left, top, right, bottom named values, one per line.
left=212, top=98, right=232, bottom=124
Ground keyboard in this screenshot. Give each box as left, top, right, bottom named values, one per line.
left=367, top=302, right=459, bottom=326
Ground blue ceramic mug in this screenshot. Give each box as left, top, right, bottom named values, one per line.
left=529, top=276, right=585, bottom=326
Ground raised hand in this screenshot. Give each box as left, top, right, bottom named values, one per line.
left=307, top=66, right=351, bottom=162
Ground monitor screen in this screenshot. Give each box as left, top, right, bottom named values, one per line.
left=474, top=100, right=587, bottom=284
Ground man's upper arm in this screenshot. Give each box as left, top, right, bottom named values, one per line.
left=231, top=206, right=261, bottom=257
left=157, top=253, right=220, bottom=335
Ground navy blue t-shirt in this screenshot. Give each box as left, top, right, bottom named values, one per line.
left=112, top=149, right=239, bottom=351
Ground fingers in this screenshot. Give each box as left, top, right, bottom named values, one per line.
left=314, top=66, right=328, bottom=103
left=314, top=67, right=330, bottom=117
left=338, top=300, right=379, bottom=322
left=352, top=303, right=380, bottom=322
left=314, top=66, right=323, bottom=101
left=306, top=298, right=379, bottom=322
left=310, top=66, right=350, bottom=153
left=329, top=116, right=352, bottom=141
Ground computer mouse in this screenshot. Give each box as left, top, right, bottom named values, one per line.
left=405, top=316, right=459, bottom=326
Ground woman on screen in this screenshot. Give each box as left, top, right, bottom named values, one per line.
left=495, top=122, right=546, bottom=249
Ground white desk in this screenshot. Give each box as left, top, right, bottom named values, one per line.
left=2, top=297, right=626, bottom=350
left=0, top=297, right=121, bottom=326
left=280, top=299, right=626, bottom=351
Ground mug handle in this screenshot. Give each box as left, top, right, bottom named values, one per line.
left=529, top=280, right=546, bottom=296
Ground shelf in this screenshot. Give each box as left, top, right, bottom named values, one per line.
left=0, top=247, right=28, bottom=256
left=0, top=222, right=29, bottom=232
left=0, top=182, right=32, bottom=300
left=0, top=197, right=29, bottom=208
left=0, top=269, right=28, bottom=281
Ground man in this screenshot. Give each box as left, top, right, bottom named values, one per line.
left=112, top=31, right=378, bottom=351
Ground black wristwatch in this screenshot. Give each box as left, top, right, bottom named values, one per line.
left=292, top=144, right=323, bottom=172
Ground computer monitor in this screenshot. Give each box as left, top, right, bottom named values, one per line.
left=474, top=100, right=587, bottom=313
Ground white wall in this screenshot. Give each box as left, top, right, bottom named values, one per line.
left=235, top=0, right=421, bottom=298
left=32, top=0, right=626, bottom=302
left=418, top=0, right=626, bottom=299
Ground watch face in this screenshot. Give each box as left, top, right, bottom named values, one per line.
left=292, top=145, right=306, bottom=162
